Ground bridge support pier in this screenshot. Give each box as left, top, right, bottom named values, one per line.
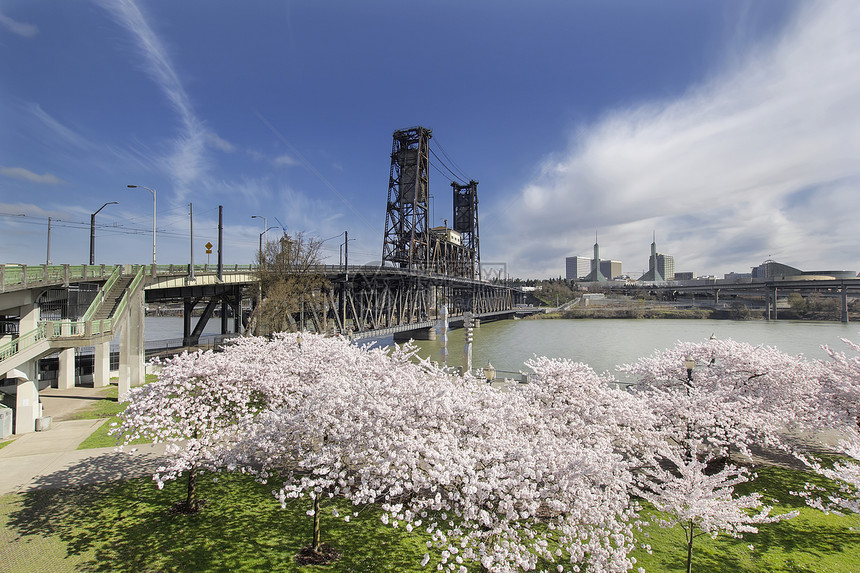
left=94, top=341, right=110, bottom=388
left=842, top=288, right=850, bottom=323
left=394, top=327, right=436, bottom=342
left=119, top=287, right=145, bottom=401
left=7, top=369, right=39, bottom=435
left=57, top=347, right=75, bottom=390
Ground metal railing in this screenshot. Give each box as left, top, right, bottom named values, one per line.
left=0, top=322, right=48, bottom=362
left=112, top=266, right=145, bottom=326
left=81, top=265, right=122, bottom=322
left=0, top=264, right=115, bottom=292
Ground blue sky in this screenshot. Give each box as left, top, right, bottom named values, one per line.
left=1, top=1, right=858, bottom=278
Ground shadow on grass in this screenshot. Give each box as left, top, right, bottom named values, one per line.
left=6, top=471, right=430, bottom=572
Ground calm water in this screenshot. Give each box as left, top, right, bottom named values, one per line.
left=145, top=315, right=860, bottom=375
left=145, top=316, right=236, bottom=341
left=406, top=319, right=860, bottom=376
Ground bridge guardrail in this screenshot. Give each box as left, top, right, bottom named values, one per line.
left=0, top=323, right=48, bottom=362
left=0, top=264, right=114, bottom=293
left=81, top=265, right=122, bottom=322
left=113, top=266, right=145, bottom=327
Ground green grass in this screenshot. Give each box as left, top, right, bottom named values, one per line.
left=630, top=466, right=860, bottom=572
left=2, top=465, right=859, bottom=572
left=75, top=376, right=159, bottom=450
left=0, top=438, right=13, bottom=451
left=0, top=473, right=434, bottom=573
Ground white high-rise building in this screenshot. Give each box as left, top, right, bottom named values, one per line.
left=565, top=256, right=591, bottom=281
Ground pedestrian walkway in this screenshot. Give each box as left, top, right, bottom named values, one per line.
left=0, top=385, right=167, bottom=496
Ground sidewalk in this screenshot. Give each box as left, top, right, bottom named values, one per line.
left=0, top=385, right=167, bottom=496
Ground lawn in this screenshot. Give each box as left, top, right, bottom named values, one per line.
left=75, top=376, right=157, bottom=450
left=1, top=465, right=859, bottom=572
left=0, top=473, right=432, bottom=573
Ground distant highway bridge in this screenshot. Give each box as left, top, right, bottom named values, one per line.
left=614, top=277, right=860, bottom=322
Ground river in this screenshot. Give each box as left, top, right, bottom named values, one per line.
left=404, top=318, right=860, bottom=376
left=144, top=316, right=860, bottom=376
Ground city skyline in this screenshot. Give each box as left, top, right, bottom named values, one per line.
left=1, top=1, right=858, bottom=278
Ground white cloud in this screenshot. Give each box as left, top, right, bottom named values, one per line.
left=0, top=13, right=38, bottom=37
left=492, top=1, right=860, bottom=278
left=0, top=166, right=65, bottom=185
left=28, top=103, right=91, bottom=149
left=206, top=132, right=236, bottom=153
left=273, top=154, right=299, bottom=167
left=97, top=0, right=207, bottom=202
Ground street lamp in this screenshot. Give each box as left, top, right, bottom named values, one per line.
left=252, top=214, right=267, bottom=245
left=259, top=226, right=278, bottom=264
left=684, top=355, right=695, bottom=387
left=127, top=185, right=156, bottom=272
left=483, top=361, right=496, bottom=383
left=90, top=201, right=118, bottom=265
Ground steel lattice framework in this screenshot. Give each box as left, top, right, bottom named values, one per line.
left=382, top=127, right=432, bottom=271
left=451, top=180, right=480, bottom=279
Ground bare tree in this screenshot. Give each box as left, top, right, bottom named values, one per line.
left=248, top=232, right=328, bottom=335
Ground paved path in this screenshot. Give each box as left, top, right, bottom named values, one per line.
left=0, top=386, right=168, bottom=496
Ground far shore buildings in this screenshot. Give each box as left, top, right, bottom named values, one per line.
left=638, top=234, right=674, bottom=282
left=565, top=237, right=622, bottom=282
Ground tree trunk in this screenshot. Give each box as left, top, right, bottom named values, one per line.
left=186, top=465, right=198, bottom=512
left=686, top=520, right=694, bottom=573
left=312, top=496, right=321, bottom=553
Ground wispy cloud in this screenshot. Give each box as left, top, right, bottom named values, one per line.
left=0, top=166, right=65, bottom=185
left=273, top=154, right=299, bottom=167
left=96, top=0, right=207, bottom=201
left=0, top=13, right=38, bottom=37
left=493, top=1, right=860, bottom=278
left=206, top=132, right=236, bottom=153
left=28, top=103, right=91, bottom=149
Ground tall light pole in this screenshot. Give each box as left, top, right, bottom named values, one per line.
left=127, top=184, right=156, bottom=271
left=90, top=201, right=118, bottom=265
left=259, top=226, right=278, bottom=266
left=252, top=215, right=267, bottom=260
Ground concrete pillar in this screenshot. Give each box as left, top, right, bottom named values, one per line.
left=8, top=369, right=39, bottom=434
left=18, top=303, right=39, bottom=334
left=842, top=288, right=850, bottom=323
left=57, top=347, right=76, bottom=390
left=118, top=324, right=131, bottom=401
left=131, top=289, right=145, bottom=386
left=93, top=341, right=110, bottom=388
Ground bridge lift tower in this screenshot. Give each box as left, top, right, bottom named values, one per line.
left=382, top=127, right=432, bottom=271
left=452, top=180, right=480, bottom=279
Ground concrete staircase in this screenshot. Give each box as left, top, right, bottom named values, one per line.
left=91, top=277, right=136, bottom=321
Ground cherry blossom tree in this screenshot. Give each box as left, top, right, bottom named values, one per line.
left=794, top=339, right=860, bottom=518
left=222, top=334, right=643, bottom=571
left=111, top=346, right=267, bottom=512
left=634, top=439, right=796, bottom=573
left=620, top=338, right=827, bottom=462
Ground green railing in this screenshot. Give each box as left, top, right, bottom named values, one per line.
left=81, top=265, right=122, bottom=322
left=0, top=264, right=114, bottom=292
left=0, top=322, right=48, bottom=362
left=112, top=266, right=145, bottom=327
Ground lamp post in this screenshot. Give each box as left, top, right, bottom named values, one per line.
left=684, top=355, right=695, bottom=388
left=259, top=226, right=278, bottom=265
left=90, top=201, right=118, bottom=265
left=127, top=185, right=156, bottom=272
left=483, top=361, right=495, bottom=384
left=252, top=215, right=267, bottom=255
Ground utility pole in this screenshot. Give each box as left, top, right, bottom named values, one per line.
left=46, top=216, right=52, bottom=265
left=189, top=203, right=195, bottom=281
left=217, top=205, right=223, bottom=281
